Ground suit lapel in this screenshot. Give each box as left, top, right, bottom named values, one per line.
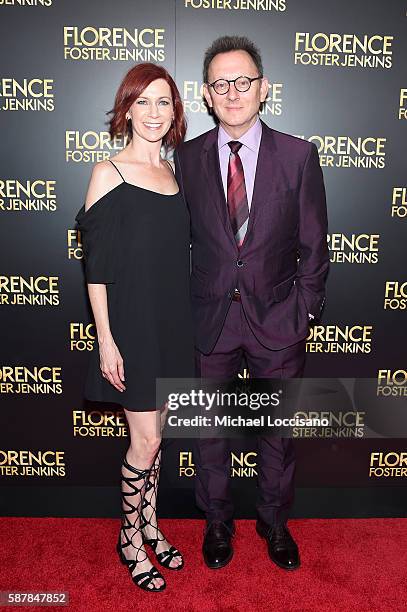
left=202, top=127, right=238, bottom=251
left=241, top=121, right=277, bottom=248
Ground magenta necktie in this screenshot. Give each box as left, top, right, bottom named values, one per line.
left=227, top=141, right=249, bottom=247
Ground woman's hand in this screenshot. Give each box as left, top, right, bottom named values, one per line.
left=98, top=336, right=126, bottom=392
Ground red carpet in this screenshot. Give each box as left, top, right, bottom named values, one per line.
left=1, top=517, right=406, bottom=612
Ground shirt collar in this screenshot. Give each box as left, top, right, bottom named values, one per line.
left=218, top=117, right=262, bottom=153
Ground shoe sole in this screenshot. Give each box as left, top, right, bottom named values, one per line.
left=256, top=525, right=301, bottom=571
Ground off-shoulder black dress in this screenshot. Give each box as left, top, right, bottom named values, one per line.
left=75, top=162, right=194, bottom=411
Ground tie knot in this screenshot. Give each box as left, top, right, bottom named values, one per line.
left=228, top=141, right=242, bottom=155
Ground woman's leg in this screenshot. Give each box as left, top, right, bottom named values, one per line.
left=119, top=408, right=163, bottom=589
left=140, top=404, right=183, bottom=568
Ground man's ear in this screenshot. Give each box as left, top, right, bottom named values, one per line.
left=260, top=77, right=269, bottom=103
left=203, top=83, right=213, bottom=108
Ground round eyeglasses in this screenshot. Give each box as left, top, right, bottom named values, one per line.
left=208, top=75, right=263, bottom=95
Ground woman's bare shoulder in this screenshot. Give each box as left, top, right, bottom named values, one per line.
left=84, top=160, right=123, bottom=212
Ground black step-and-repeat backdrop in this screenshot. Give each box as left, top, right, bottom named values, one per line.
left=1, top=0, right=406, bottom=518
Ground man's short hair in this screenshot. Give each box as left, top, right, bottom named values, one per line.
left=203, top=35, right=264, bottom=83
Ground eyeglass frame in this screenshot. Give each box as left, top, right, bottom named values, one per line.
left=208, top=75, right=263, bottom=95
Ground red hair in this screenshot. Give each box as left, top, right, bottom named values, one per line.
left=108, top=63, right=186, bottom=150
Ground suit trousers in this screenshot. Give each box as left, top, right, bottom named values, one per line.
left=194, top=300, right=306, bottom=526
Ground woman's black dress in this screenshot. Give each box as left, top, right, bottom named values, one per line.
left=75, top=165, right=194, bottom=411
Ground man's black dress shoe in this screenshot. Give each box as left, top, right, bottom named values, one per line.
left=256, top=519, right=300, bottom=570
left=202, top=519, right=235, bottom=569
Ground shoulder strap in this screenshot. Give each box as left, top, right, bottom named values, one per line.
left=164, top=159, right=175, bottom=176
left=109, top=160, right=126, bottom=182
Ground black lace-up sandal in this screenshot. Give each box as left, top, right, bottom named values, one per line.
left=116, top=457, right=166, bottom=592
left=141, top=449, right=184, bottom=570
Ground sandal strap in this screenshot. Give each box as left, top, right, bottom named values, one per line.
left=134, top=566, right=164, bottom=589
left=156, top=546, right=182, bottom=563
left=122, top=457, right=150, bottom=477
left=118, top=452, right=167, bottom=590
left=143, top=536, right=159, bottom=551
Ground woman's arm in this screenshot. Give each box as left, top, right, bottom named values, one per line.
left=87, top=283, right=125, bottom=392
left=84, top=162, right=125, bottom=392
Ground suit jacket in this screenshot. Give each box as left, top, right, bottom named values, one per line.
left=175, top=119, right=329, bottom=355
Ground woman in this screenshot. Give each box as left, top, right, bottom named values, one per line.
left=75, top=63, right=194, bottom=592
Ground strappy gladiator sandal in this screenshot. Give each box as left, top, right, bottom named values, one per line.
left=116, top=457, right=166, bottom=592
left=141, top=448, right=184, bottom=570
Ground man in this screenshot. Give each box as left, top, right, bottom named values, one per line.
left=175, top=36, right=329, bottom=570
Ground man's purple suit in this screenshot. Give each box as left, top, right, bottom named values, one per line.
left=175, top=119, right=329, bottom=525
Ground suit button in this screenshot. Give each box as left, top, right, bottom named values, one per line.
left=236, top=260, right=244, bottom=267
